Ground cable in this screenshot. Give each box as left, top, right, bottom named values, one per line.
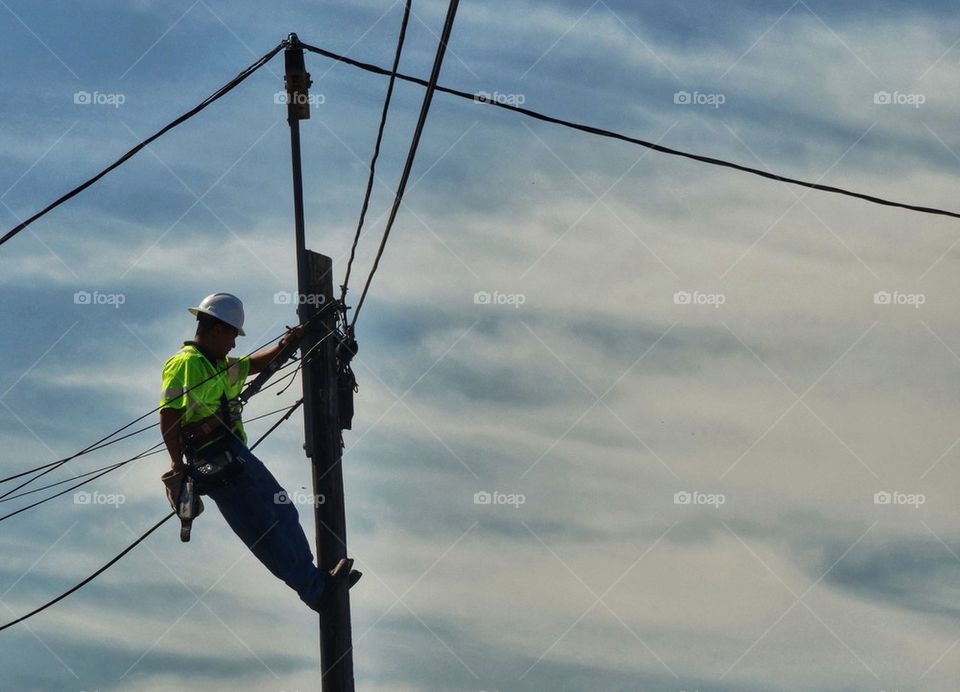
left=340, top=0, right=414, bottom=311
left=0, top=335, right=270, bottom=499
left=0, top=512, right=175, bottom=633
left=349, top=0, right=462, bottom=329
left=248, top=399, right=303, bottom=450
left=300, top=43, right=960, bottom=222
left=0, top=420, right=159, bottom=486
left=0, top=382, right=307, bottom=632
left=0, top=301, right=338, bottom=497
left=0, top=41, right=286, bottom=248
left=257, top=328, right=335, bottom=397
left=0, top=396, right=306, bottom=522
left=0, top=403, right=301, bottom=504
left=0, top=459, right=136, bottom=504
left=0, top=444, right=165, bottom=523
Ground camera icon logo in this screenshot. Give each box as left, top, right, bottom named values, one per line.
left=274, top=491, right=291, bottom=504
left=674, top=91, right=691, bottom=105
left=74, top=91, right=92, bottom=105
left=673, top=291, right=692, bottom=305
left=474, top=491, right=492, bottom=505
left=673, top=491, right=692, bottom=505
left=74, top=491, right=92, bottom=504
left=873, top=291, right=891, bottom=305
left=474, top=291, right=492, bottom=305
left=873, top=91, right=892, bottom=105
left=874, top=491, right=892, bottom=505
left=74, top=290, right=92, bottom=305
left=274, top=291, right=293, bottom=305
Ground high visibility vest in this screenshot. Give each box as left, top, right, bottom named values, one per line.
left=159, top=342, right=251, bottom=446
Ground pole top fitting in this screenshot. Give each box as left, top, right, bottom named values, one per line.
left=286, top=33, right=302, bottom=49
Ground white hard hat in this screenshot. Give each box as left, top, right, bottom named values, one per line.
left=188, top=292, right=246, bottom=336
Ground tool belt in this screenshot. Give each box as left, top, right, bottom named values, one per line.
left=180, top=391, right=243, bottom=450
left=181, top=409, right=234, bottom=449
left=181, top=394, right=245, bottom=494
left=185, top=438, right=244, bottom=494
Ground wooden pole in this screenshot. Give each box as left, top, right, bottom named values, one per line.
left=284, top=33, right=356, bottom=691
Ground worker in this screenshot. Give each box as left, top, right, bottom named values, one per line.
left=158, top=292, right=359, bottom=612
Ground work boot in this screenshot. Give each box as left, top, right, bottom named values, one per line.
left=308, top=558, right=360, bottom=613
left=331, top=558, right=363, bottom=588
left=329, top=557, right=354, bottom=581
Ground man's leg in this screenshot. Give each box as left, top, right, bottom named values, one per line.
left=204, top=442, right=328, bottom=609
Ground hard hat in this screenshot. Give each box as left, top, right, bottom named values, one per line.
left=188, top=293, right=246, bottom=336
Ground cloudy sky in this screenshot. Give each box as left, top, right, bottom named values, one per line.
left=2, top=0, right=960, bottom=690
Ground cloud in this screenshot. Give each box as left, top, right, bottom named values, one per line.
left=4, top=1, right=960, bottom=690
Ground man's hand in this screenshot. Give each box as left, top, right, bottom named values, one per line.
left=279, top=324, right=305, bottom=348
left=249, top=324, right=306, bottom=376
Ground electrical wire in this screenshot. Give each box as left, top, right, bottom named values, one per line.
left=349, top=0, right=462, bottom=329
left=247, top=399, right=303, bottom=449
left=340, top=0, right=414, bottom=312
left=0, top=420, right=159, bottom=486
left=0, top=41, right=286, bottom=248
left=0, top=443, right=164, bottom=523
left=300, top=42, right=960, bottom=222
left=0, top=389, right=317, bottom=522
left=0, top=403, right=300, bottom=504
left=256, top=328, right=335, bottom=397
left=0, top=389, right=310, bottom=633
left=0, top=511, right=175, bottom=633
left=0, top=301, right=338, bottom=497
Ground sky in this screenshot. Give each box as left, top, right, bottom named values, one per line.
left=1, top=0, right=960, bottom=690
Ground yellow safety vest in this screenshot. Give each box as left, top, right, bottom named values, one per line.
left=159, top=342, right=251, bottom=446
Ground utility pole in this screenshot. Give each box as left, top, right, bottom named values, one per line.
left=284, top=33, right=356, bottom=691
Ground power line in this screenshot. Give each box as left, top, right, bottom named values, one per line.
left=0, top=511, right=175, bottom=633
left=300, top=43, right=960, bottom=222
left=0, top=420, right=158, bottom=486
left=0, top=329, right=333, bottom=520
left=0, top=337, right=272, bottom=499
left=0, top=402, right=301, bottom=504
left=0, top=443, right=164, bottom=523
left=0, top=387, right=309, bottom=632
left=0, top=302, right=338, bottom=498
left=0, top=41, right=286, bottom=248
left=349, top=0, right=462, bottom=329
left=247, top=399, right=303, bottom=449
left=340, top=0, right=414, bottom=312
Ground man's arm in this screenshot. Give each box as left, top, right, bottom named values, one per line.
left=160, top=407, right=186, bottom=472
left=248, top=325, right=304, bottom=376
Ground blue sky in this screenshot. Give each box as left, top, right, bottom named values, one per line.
left=2, top=0, right=960, bottom=690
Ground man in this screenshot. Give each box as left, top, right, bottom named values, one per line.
left=158, top=292, right=358, bottom=613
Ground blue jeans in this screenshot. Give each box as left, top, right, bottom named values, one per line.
left=197, top=436, right=328, bottom=610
